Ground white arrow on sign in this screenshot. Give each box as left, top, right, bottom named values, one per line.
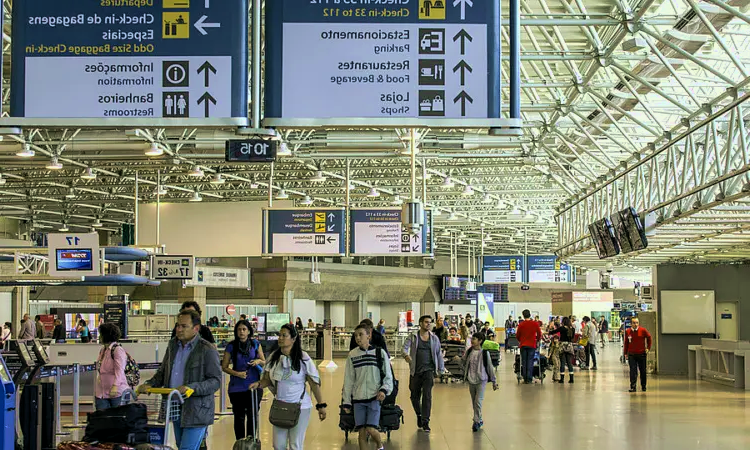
left=327, top=224, right=336, bottom=232
left=205, top=0, right=210, bottom=7
left=194, top=15, right=221, bottom=36
left=327, top=212, right=336, bottom=221
left=453, top=0, right=474, bottom=20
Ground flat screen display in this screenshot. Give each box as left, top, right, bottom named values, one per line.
left=588, top=218, right=620, bottom=259
left=264, top=313, right=290, bottom=335
left=620, top=207, right=648, bottom=252
left=64, top=313, right=101, bottom=338
left=17, top=342, right=34, bottom=366
left=609, top=212, right=633, bottom=254
left=56, top=248, right=93, bottom=271
left=0, top=356, right=11, bottom=382
left=32, top=339, right=50, bottom=364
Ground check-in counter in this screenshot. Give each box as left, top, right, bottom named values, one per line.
left=688, top=338, right=750, bottom=390
left=47, top=341, right=169, bottom=366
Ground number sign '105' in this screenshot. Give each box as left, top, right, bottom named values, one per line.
left=225, top=139, right=278, bottom=162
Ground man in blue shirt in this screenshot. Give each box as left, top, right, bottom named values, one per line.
left=138, top=310, right=221, bottom=450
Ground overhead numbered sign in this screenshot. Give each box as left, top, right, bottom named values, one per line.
left=48, top=233, right=101, bottom=278
left=265, top=0, right=500, bottom=126
left=11, top=0, right=248, bottom=121
left=225, top=139, right=277, bottom=162
left=349, top=208, right=432, bottom=256
left=263, top=208, right=346, bottom=256
left=151, top=255, right=194, bottom=280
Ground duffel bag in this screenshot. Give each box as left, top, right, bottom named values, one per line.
left=379, top=404, right=404, bottom=431
left=339, top=405, right=355, bottom=432
left=84, top=403, right=149, bottom=445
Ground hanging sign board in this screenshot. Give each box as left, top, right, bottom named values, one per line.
left=263, top=208, right=346, bottom=256
left=151, top=255, right=194, bottom=280
left=47, top=233, right=101, bottom=278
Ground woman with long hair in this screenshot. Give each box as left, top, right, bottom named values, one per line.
left=550, top=316, right=576, bottom=383
left=77, top=319, right=91, bottom=343
left=221, top=319, right=265, bottom=441
left=250, top=324, right=327, bottom=450
left=94, top=323, right=128, bottom=410
left=295, top=317, right=304, bottom=331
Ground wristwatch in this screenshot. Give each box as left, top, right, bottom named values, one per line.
left=315, top=403, right=327, bottom=410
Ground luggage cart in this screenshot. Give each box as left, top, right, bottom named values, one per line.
left=126, top=387, right=194, bottom=448
left=513, top=344, right=547, bottom=384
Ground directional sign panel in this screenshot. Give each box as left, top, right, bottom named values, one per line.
left=265, top=0, right=499, bottom=123
left=11, top=0, right=248, bottom=119
left=263, top=208, right=346, bottom=256
left=483, top=255, right=524, bottom=283
left=349, top=209, right=432, bottom=256
left=152, top=255, right=194, bottom=280
left=527, top=255, right=571, bottom=283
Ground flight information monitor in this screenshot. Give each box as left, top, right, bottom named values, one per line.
left=56, top=249, right=94, bottom=271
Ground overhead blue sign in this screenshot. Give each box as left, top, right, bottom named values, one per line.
left=11, top=0, right=248, bottom=119
left=263, top=209, right=346, bottom=256
left=265, top=0, right=501, bottom=125
left=483, top=255, right=524, bottom=283
left=527, top=255, right=571, bottom=283
left=349, top=209, right=432, bottom=256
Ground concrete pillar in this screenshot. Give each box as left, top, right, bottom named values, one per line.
left=178, top=286, right=207, bottom=314
left=87, top=286, right=119, bottom=304
left=357, top=293, right=367, bottom=324
left=12, top=287, right=29, bottom=333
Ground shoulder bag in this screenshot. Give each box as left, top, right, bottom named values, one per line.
left=269, top=385, right=305, bottom=429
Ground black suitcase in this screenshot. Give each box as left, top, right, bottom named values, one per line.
left=83, top=403, right=149, bottom=445
left=379, top=404, right=403, bottom=439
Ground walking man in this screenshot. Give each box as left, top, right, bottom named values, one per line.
left=402, top=315, right=445, bottom=432
left=581, top=317, right=598, bottom=370
left=624, top=317, right=652, bottom=393
left=19, top=313, right=36, bottom=341
left=516, top=309, right=542, bottom=384
left=599, top=315, right=609, bottom=347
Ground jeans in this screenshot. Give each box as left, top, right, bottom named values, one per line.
left=520, top=347, right=536, bottom=382
left=559, top=352, right=574, bottom=374
left=585, top=344, right=597, bottom=368
left=628, top=353, right=648, bottom=389
left=468, top=382, right=486, bottom=424
left=94, top=396, right=122, bottom=411
left=172, top=423, right=207, bottom=450
left=272, top=407, right=311, bottom=450
left=229, top=389, right=263, bottom=440
left=600, top=332, right=608, bottom=346
left=409, top=371, right=434, bottom=425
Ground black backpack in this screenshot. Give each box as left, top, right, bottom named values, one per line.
left=465, top=348, right=493, bottom=381
left=83, top=403, right=149, bottom=444
left=375, top=347, right=399, bottom=405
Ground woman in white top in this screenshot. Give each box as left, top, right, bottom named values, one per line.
left=250, top=324, right=327, bottom=450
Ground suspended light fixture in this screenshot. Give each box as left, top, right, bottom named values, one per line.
left=0, top=174, right=6, bottom=185
left=447, top=212, right=458, bottom=221
left=81, top=168, right=97, bottom=180
left=441, top=177, right=455, bottom=189
left=461, top=185, right=474, bottom=196
left=300, top=195, right=314, bottom=206
left=46, top=157, right=63, bottom=170
left=482, top=193, right=492, bottom=203
left=189, top=191, right=203, bottom=202
left=65, top=188, right=76, bottom=199
left=275, top=189, right=289, bottom=200
left=367, top=187, right=380, bottom=198
left=145, top=142, right=164, bottom=157
left=515, top=229, right=524, bottom=237
left=391, top=194, right=403, bottom=205
left=16, top=144, right=35, bottom=158
left=509, top=206, right=522, bottom=215
left=277, top=142, right=292, bottom=157
left=508, top=236, right=516, bottom=244
left=310, top=171, right=327, bottom=182
left=441, top=229, right=451, bottom=237
left=431, top=208, right=441, bottom=216
left=188, top=166, right=205, bottom=177
left=210, top=173, right=226, bottom=184
left=250, top=180, right=260, bottom=189
left=92, top=218, right=104, bottom=228
left=157, top=185, right=168, bottom=196
left=484, top=233, right=493, bottom=242
left=58, top=223, right=70, bottom=232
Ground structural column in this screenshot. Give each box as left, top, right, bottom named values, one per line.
left=178, top=286, right=207, bottom=316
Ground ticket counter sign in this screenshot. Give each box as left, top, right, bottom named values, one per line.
left=349, top=208, right=433, bottom=256
left=264, top=0, right=501, bottom=126
left=11, top=0, right=248, bottom=121
left=47, top=233, right=101, bottom=278
left=263, top=208, right=346, bottom=256
left=151, top=254, right=194, bottom=280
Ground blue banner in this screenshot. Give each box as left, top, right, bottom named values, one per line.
left=264, top=209, right=346, bottom=256
left=11, top=0, right=248, bottom=118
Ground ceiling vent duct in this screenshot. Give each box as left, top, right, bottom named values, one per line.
left=401, top=201, right=424, bottom=235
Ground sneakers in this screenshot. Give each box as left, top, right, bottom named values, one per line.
left=592, top=366, right=598, bottom=371
left=422, top=423, right=431, bottom=433
left=629, top=387, right=637, bottom=393
left=642, top=387, right=647, bottom=392
left=472, top=422, right=479, bottom=432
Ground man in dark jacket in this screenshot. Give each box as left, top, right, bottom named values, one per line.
left=170, top=301, right=215, bottom=344
left=139, top=310, right=221, bottom=450
left=349, top=318, right=389, bottom=355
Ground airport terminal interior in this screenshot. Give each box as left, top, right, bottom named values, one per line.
left=0, top=0, right=750, bottom=449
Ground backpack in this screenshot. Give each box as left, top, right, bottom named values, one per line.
left=465, top=347, right=493, bottom=381
left=375, top=347, right=398, bottom=405
left=111, top=344, right=141, bottom=388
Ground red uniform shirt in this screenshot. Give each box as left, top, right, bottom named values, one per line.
left=624, top=326, right=652, bottom=355
left=516, top=319, right=542, bottom=349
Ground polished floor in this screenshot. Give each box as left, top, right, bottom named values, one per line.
left=202, top=346, right=750, bottom=450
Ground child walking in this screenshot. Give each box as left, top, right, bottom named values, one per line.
left=462, top=332, right=498, bottom=432
left=342, top=324, right=394, bottom=450
left=548, top=334, right=561, bottom=382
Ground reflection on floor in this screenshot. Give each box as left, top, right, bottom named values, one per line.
left=204, top=346, right=750, bottom=450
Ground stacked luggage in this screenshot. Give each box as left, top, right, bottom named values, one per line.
left=440, top=341, right=466, bottom=383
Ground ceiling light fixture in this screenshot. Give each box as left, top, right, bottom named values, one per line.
left=391, top=194, right=403, bottom=205
left=210, top=173, right=226, bottom=184
left=485, top=233, right=493, bottom=242
left=16, top=144, right=35, bottom=158
left=431, top=208, right=441, bottom=216
left=447, top=212, right=458, bottom=221
left=58, top=223, right=70, bottom=232
left=275, top=189, right=289, bottom=200
left=46, top=157, right=63, bottom=170
left=92, top=218, right=103, bottom=228
left=441, top=177, right=455, bottom=189
left=300, top=195, right=314, bottom=206
left=0, top=175, right=6, bottom=186
left=461, top=185, right=475, bottom=196
left=188, top=166, right=204, bottom=177
left=65, top=188, right=76, bottom=199
left=157, top=185, right=168, bottom=196
left=250, top=180, right=260, bottom=189
left=277, top=142, right=292, bottom=157
left=81, top=168, right=97, bottom=180
left=367, top=187, right=380, bottom=198
left=482, top=193, right=492, bottom=203
left=145, top=142, right=164, bottom=157
left=189, top=191, right=203, bottom=202
left=310, top=171, right=327, bottom=183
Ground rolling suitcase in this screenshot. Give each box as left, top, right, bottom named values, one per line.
left=379, top=404, right=404, bottom=440
left=338, top=405, right=356, bottom=440
left=232, top=389, right=262, bottom=450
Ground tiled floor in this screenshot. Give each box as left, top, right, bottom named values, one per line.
left=203, top=346, right=750, bottom=450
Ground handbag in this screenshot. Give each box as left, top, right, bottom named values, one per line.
left=268, top=386, right=305, bottom=429
left=579, top=336, right=589, bottom=346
